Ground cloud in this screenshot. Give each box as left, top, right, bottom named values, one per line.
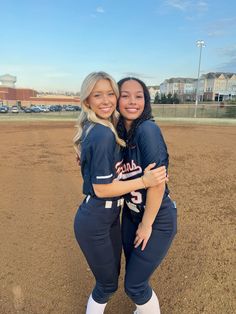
left=217, top=58, right=236, bottom=72
left=164, top=0, right=208, bottom=12
left=45, top=72, right=72, bottom=78
left=1, top=64, right=72, bottom=78
left=0, top=64, right=74, bottom=89
left=90, top=6, right=105, bottom=18
left=207, top=30, right=226, bottom=37
left=196, top=1, right=208, bottom=12
left=96, top=6, right=105, bottom=14
left=218, top=46, right=236, bottom=58
left=165, top=0, right=191, bottom=11
left=206, top=18, right=236, bottom=37
left=122, top=72, right=155, bottom=79
left=216, top=46, right=236, bottom=72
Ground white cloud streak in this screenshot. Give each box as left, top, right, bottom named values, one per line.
left=216, top=45, right=236, bottom=72
left=218, top=45, right=236, bottom=58
left=165, top=0, right=191, bottom=11
left=165, top=0, right=208, bottom=12
left=217, top=58, right=236, bottom=72
left=96, top=7, right=105, bottom=13
left=206, top=18, right=236, bottom=37
left=122, top=72, right=155, bottom=79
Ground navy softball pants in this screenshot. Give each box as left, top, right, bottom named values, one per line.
left=121, top=195, right=177, bottom=305
left=74, top=196, right=122, bottom=304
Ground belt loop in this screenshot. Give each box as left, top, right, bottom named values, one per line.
left=105, top=201, right=112, bottom=209
left=117, top=198, right=124, bottom=207
left=117, top=199, right=121, bottom=206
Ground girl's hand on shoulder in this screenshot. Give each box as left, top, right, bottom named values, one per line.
left=142, top=163, right=167, bottom=188
left=134, top=222, right=152, bottom=251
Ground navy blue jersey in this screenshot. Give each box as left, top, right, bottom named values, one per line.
left=80, top=122, right=122, bottom=200
left=122, top=120, right=169, bottom=208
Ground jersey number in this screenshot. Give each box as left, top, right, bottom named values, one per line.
left=131, top=191, right=142, bottom=204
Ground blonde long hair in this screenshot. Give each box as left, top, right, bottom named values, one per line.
left=73, top=71, right=126, bottom=154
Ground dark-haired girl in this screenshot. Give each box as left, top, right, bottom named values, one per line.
left=117, top=78, right=177, bottom=314
left=73, top=72, right=168, bottom=314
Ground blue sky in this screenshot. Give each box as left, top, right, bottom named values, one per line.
left=1, top=0, right=236, bottom=92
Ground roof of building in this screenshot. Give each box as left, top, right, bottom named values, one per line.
left=202, top=72, right=236, bottom=79
left=0, top=74, right=17, bottom=81
left=164, top=77, right=196, bottom=83
left=147, top=85, right=159, bottom=89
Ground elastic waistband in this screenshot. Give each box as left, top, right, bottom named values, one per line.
left=85, top=195, right=124, bottom=209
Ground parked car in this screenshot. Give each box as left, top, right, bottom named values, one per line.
left=49, top=105, right=62, bottom=112
left=11, top=106, right=19, bottom=113
left=65, top=105, right=75, bottom=111
left=24, top=107, right=32, bottom=113
left=40, top=106, right=50, bottom=112
left=31, top=106, right=42, bottom=113
left=0, top=106, right=9, bottom=113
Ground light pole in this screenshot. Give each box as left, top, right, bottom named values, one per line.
left=194, top=40, right=205, bottom=118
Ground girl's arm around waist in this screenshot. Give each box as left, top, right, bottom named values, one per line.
left=93, top=164, right=167, bottom=198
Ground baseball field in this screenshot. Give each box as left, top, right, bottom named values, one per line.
left=0, top=120, right=235, bottom=314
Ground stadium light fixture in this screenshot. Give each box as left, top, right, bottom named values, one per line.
left=194, top=40, right=206, bottom=118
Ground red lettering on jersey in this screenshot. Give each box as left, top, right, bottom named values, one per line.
left=115, top=159, right=142, bottom=179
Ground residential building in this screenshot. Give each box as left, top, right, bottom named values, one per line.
left=202, top=72, right=236, bottom=101
left=160, top=78, right=196, bottom=102
left=148, top=86, right=160, bottom=102
left=160, top=72, right=236, bottom=103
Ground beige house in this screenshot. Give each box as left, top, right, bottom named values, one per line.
left=160, top=72, right=236, bottom=102
left=203, top=72, right=236, bottom=101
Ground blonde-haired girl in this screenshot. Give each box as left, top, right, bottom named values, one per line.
left=73, top=72, right=167, bottom=314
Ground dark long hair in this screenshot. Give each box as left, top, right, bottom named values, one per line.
left=116, top=77, right=153, bottom=145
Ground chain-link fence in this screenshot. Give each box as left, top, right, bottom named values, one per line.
left=151, top=103, right=236, bottom=119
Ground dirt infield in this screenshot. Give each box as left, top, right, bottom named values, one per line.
left=0, top=121, right=235, bottom=314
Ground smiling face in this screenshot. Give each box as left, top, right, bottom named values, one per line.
left=86, top=79, right=117, bottom=120
left=118, top=80, right=145, bottom=130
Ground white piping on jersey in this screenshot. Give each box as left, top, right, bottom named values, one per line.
left=96, top=173, right=113, bottom=179
left=119, top=168, right=142, bottom=179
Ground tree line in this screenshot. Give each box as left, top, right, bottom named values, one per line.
left=154, top=93, right=180, bottom=104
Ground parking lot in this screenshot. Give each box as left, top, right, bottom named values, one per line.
left=0, top=104, right=81, bottom=114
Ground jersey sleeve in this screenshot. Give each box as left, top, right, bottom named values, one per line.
left=137, top=121, right=169, bottom=169
left=89, top=126, right=116, bottom=184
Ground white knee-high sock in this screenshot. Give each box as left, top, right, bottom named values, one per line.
left=86, top=294, right=107, bottom=314
left=135, top=290, right=161, bottom=314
